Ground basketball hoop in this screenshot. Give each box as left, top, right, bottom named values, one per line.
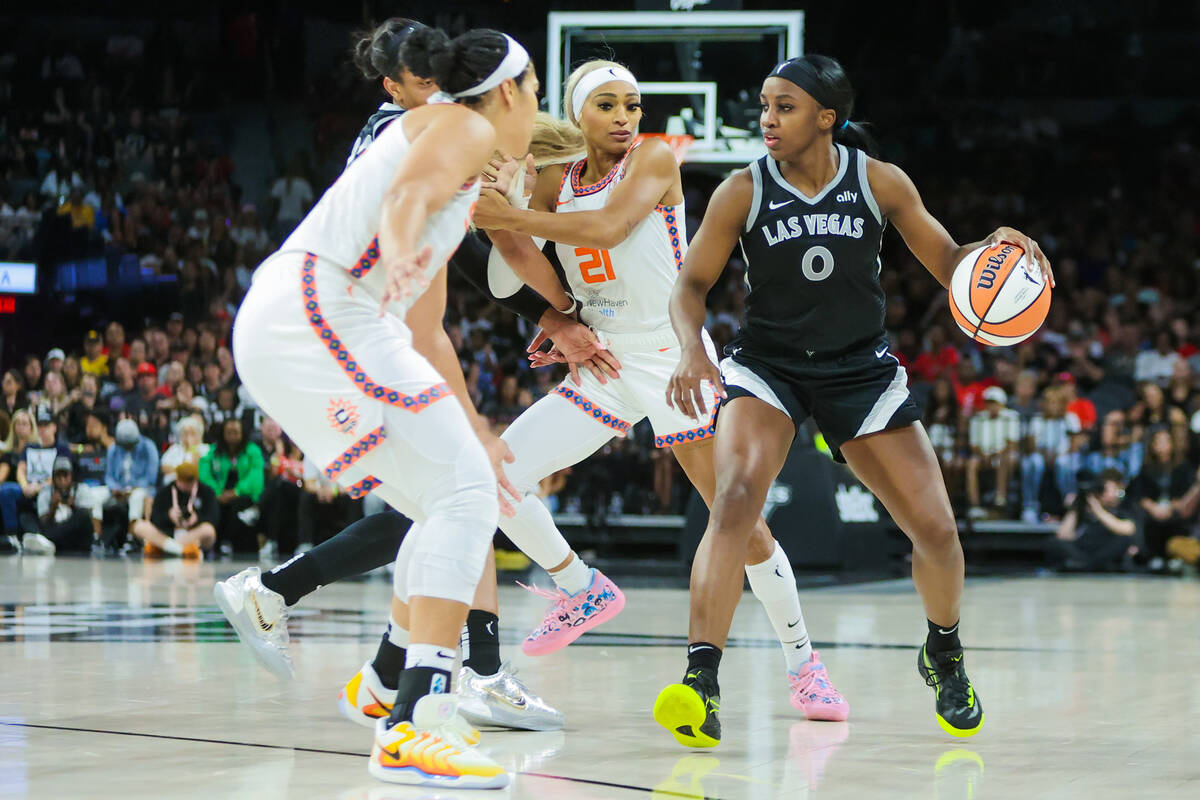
left=635, top=133, right=695, bottom=164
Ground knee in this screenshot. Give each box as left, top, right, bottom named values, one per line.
left=910, top=513, right=959, bottom=554
left=710, top=477, right=764, bottom=533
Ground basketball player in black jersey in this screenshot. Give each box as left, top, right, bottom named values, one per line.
left=215, top=18, right=613, bottom=732
left=656, top=55, right=1052, bottom=743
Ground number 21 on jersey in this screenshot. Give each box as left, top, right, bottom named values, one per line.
left=575, top=247, right=615, bottom=284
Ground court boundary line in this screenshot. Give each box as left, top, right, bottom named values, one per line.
left=0, top=721, right=718, bottom=799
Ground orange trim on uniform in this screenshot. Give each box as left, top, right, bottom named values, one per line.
left=569, top=143, right=639, bottom=197
left=552, top=385, right=632, bottom=435
left=301, top=253, right=453, bottom=412
left=655, top=204, right=683, bottom=271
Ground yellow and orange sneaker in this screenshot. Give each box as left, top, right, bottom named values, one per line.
left=339, top=662, right=397, bottom=729
left=340, top=662, right=479, bottom=744
left=181, top=542, right=202, bottom=560
left=143, top=541, right=164, bottom=558
left=368, top=694, right=507, bottom=789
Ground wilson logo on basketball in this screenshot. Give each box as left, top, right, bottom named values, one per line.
left=974, top=245, right=1015, bottom=290
left=949, top=243, right=1051, bottom=347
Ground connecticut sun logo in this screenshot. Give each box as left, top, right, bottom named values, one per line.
left=326, top=398, right=361, bottom=435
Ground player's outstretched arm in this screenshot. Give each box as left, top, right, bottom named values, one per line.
left=867, top=158, right=1053, bottom=288
left=473, top=137, right=679, bottom=250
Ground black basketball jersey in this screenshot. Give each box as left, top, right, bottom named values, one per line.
left=346, top=102, right=405, bottom=166
left=733, top=144, right=886, bottom=357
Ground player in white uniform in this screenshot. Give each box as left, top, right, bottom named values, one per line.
left=468, top=60, right=850, bottom=725
left=230, top=27, right=539, bottom=790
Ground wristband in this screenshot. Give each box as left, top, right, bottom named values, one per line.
left=556, top=294, right=579, bottom=316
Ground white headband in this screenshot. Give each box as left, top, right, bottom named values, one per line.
left=570, top=66, right=640, bottom=120
left=452, top=34, right=530, bottom=98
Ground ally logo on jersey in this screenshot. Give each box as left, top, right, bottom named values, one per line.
left=761, top=212, right=866, bottom=247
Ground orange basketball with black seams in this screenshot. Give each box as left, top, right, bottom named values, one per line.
left=948, top=243, right=1051, bottom=346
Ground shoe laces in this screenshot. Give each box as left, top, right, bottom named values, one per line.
left=516, top=581, right=568, bottom=603
left=924, top=652, right=971, bottom=707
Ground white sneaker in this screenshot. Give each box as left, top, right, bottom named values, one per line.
left=368, top=695, right=507, bottom=788
left=457, top=662, right=565, bottom=731
left=21, top=533, right=56, bottom=556
left=1020, top=508, right=1040, bottom=524
left=338, top=661, right=398, bottom=729
left=213, top=566, right=294, bottom=679
left=339, top=661, right=481, bottom=743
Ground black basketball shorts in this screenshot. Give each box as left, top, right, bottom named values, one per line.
left=718, top=338, right=921, bottom=463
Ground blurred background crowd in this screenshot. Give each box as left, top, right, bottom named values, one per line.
left=2, top=3, right=1199, bottom=573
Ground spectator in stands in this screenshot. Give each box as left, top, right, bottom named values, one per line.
left=231, top=203, right=269, bottom=255
left=1135, top=329, right=1181, bottom=387
left=104, top=357, right=135, bottom=407
left=2, top=369, right=27, bottom=419
left=1, top=411, right=37, bottom=524
left=150, top=325, right=173, bottom=365
left=199, top=417, right=263, bottom=553
left=130, top=461, right=217, bottom=558
left=1010, top=370, right=1041, bottom=421
left=105, top=417, right=158, bottom=526
left=1053, top=469, right=1137, bottom=572
left=924, top=377, right=964, bottom=505
left=1, top=405, right=69, bottom=537
left=41, top=370, right=70, bottom=423
left=967, top=386, right=1021, bottom=518
left=198, top=359, right=224, bottom=400
left=123, top=362, right=159, bottom=429
left=21, top=456, right=95, bottom=555
left=160, top=415, right=208, bottom=485
left=258, top=418, right=303, bottom=559
left=80, top=329, right=108, bottom=376
left=1057, top=372, right=1097, bottom=431
left=1129, top=428, right=1199, bottom=571
left=22, top=355, right=42, bottom=402
left=56, top=186, right=94, bottom=231
left=104, top=321, right=130, bottom=360
left=65, top=372, right=102, bottom=443
left=127, top=339, right=147, bottom=371
left=61, top=356, right=82, bottom=393
left=1129, top=382, right=1186, bottom=441
left=268, top=158, right=313, bottom=240
left=44, top=348, right=65, bottom=376
left=1084, top=410, right=1144, bottom=482
left=910, top=325, right=960, bottom=383
left=1019, top=386, right=1080, bottom=522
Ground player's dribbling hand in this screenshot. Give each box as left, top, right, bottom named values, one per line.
left=379, top=244, right=433, bottom=312
left=667, top=344, right=726, bottom=421
left=479, top=431, right=520, bottom=518
left=987, top=226, right=1054, bottom=288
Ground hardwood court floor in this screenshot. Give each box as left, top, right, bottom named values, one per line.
left=2, top=556, right=1198, bottom=799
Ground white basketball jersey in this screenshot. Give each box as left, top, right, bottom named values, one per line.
left=554, top=143, right=686, bottom=334
left=281, top=111, right=478, bottom=312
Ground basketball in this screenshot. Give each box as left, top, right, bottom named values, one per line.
left=948, top=242, right=1051, bottom=346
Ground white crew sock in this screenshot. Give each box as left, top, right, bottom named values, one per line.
left=161, top=537, right=183, bottom=555
left=549, top=553, right=593, bottom=595
left=745, top=541, right=812, bottom=671
left=385, top=612, right=409, bottom=647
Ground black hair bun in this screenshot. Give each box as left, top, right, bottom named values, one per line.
left=401, top=27, right=452, bottom=84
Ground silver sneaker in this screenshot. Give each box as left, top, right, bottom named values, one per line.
left=456, top=662, right=564, bottom=731
left=213, top=566, right=294, bottom=679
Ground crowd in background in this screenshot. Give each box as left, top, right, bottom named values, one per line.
left=2, top=17, right=1200, bottom=572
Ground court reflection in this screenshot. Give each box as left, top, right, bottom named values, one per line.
left=933, top=747, right=984, bottom=800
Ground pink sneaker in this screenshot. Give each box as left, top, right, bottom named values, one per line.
left=788, top=651, right=849, bottom=721
left=519, top=569, right=626, bottom=656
